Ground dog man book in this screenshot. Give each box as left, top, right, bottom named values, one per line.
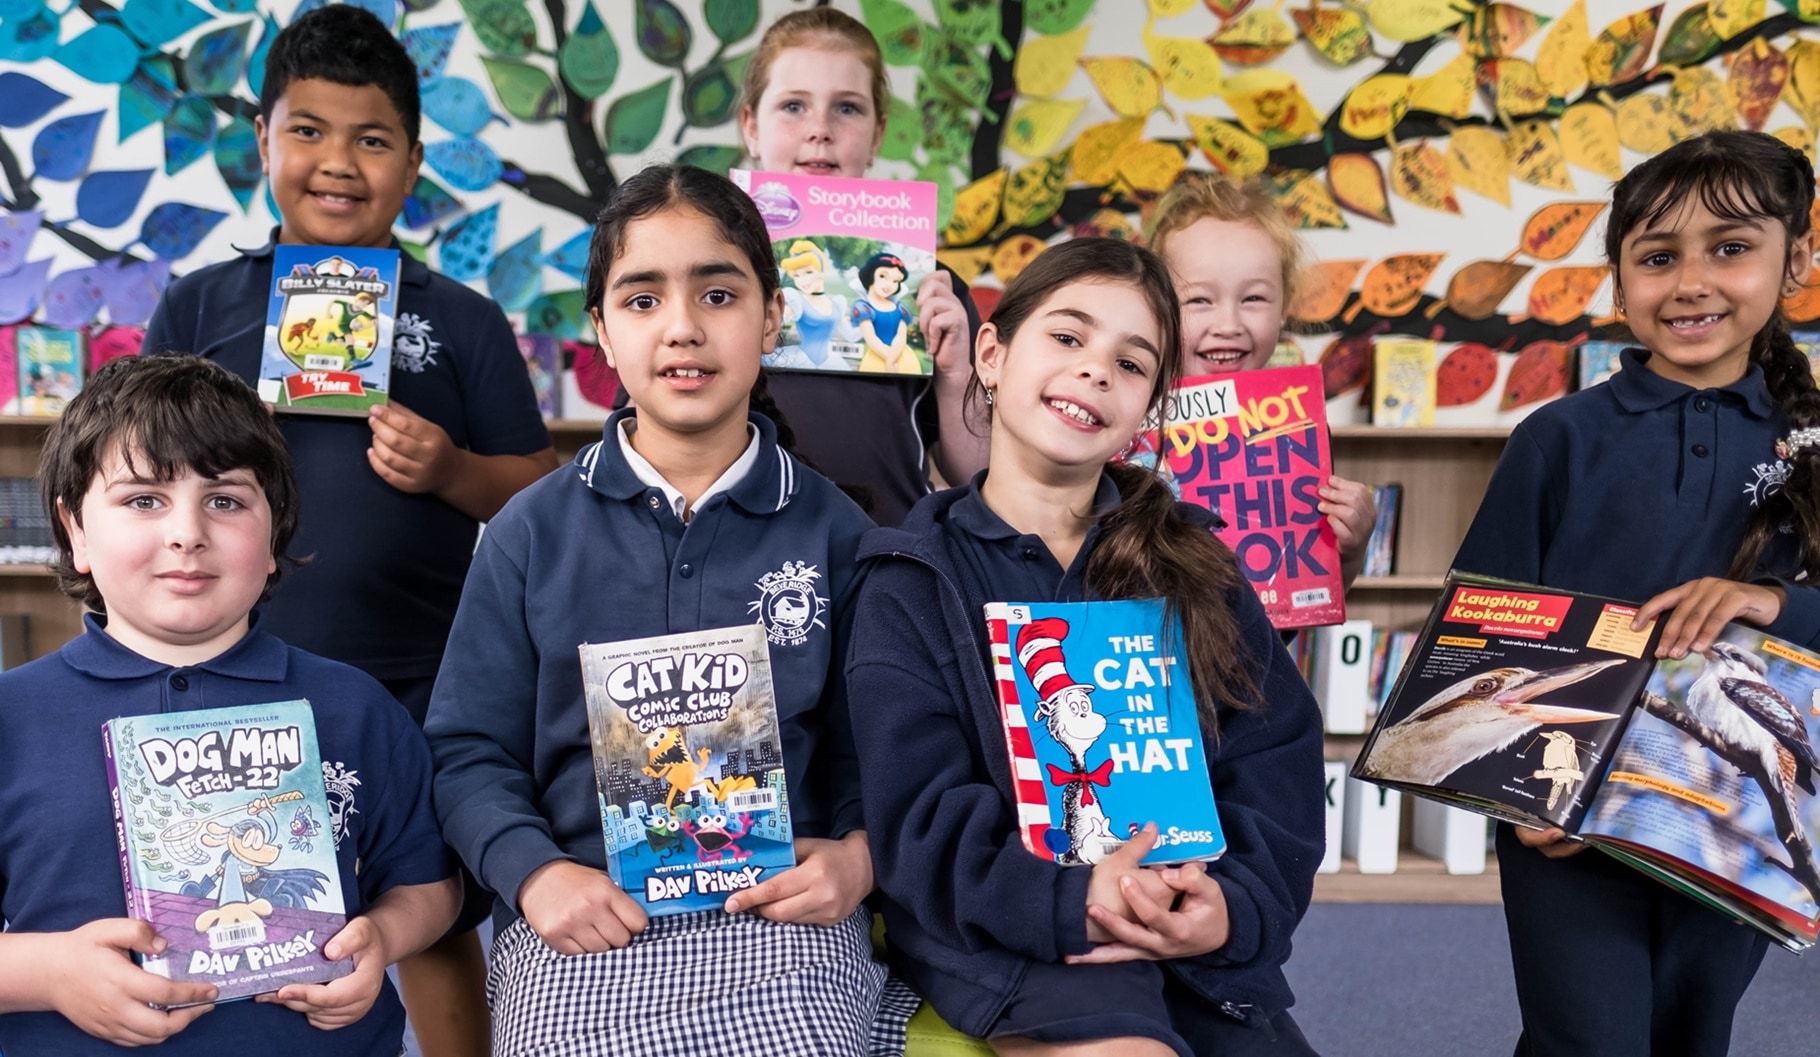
left=985, top=599, right=1224, bottom=868
left=103, top=700, right=351, bottom=1002
left=730, top=168, right=938, bottom=376
left=1354, top=572, right=1820, bottom=950
left=579, top=625, right=795, bottom=916
left=257, top=246, right=398, bottom=414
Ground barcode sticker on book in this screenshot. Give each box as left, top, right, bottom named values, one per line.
left=829, top=341, right=865, bottom=359
left=208, top=920, right=266, bottom=950
left=726, top=787, right=779, bottom=814
left=1293, top=588, right=1332, bottom=608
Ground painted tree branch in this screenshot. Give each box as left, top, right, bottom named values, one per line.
left=968, top=0, right=1023, bottom=181
left=540, top=0, right=618, bottom=208
left=0, top=134, right=160, bottom=269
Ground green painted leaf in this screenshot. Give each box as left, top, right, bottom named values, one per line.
left=677, top=144, right=743, bottom=175
left=481, top=56, right=562, bottom=122
left=862, top=0, right=926, bottom=65
left=560, top=2, right=619, bottom=101
left=681, top=57, right=741, bottom=128
left=635, top=0, right=692, bottom=67
left=704, top=0, right=760, bottom=45
left=923, top=31, right=992, bottom=108
left=916, top=160, right=958, bottom=231
left=605, top=75, right=672, bottom=154
left=879, top=95, right=920, bottom=161
left=1024, top=0, right=1094, bottom=35
left=934, top=0, right=1001, bottom=46
left=917, top=76, right=974, bottom=165
left=457, top=0, right=537, bottom=57
left=1659, top=4, right=1722, bottom=67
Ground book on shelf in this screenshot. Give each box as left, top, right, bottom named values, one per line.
left=14, top=324, right=84, bottom=416
left=0, top=613, right=28, bottom=670
left=1411, top=799, right=1489, bottom=875
left=0, top=477, right=53, bottom=565
left=1576, top=340, right=1628, bottom=391
left=1320, top=761, right=1346, bottom=875
left=1343, top=777, right=1401, bottom=874
left=1354, top=571, right=1820, bottom=950
left=1372, top=338, right=1436, bottom=428
left=258, top=246, right=399, bottom=415
left=516, top=334, right=560, bottom=420
left=1362, top=483, right=1402, bottom=578
left=88, top=324, right=144, bottom=375
left=1309, top=619, right=1374, bottom=734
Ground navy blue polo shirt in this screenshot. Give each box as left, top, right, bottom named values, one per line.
left=0, top=616, right=451, bottom=1056
left=424, top=410, right=872, bottom=929
left=143, top=231, right=552, bottom=680
left=943, top=472, right=1121, bottom=603
left=1455, top=348, right=1820, bottom=648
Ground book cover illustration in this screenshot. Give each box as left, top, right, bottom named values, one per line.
left=257, top=246, right=398, bottom=415
left=579, top=625, right=795, bottom=916
left=516, top=333, right=559, bottom=419
left=1577, top=340, right=1628, bottom=391
left=730, top=169, right=938, bottom=376
left=1125, top=365, right=1344, bottom=629
left=986, top=600, right=1225, bottom=868
left=15, top=324, right=83, bottom=416
left=1363, top=482, right=1402, bottom=578
left=1372, top=338, right=1436, bottom=428
left=103, top=701, right=351, bottom=1003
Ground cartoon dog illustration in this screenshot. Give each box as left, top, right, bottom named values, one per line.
left=642, top=727, right=756, bottom=812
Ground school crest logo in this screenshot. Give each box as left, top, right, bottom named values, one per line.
left=321, top=760, right=361, bottom=848
left=750, top=561, right=828, bottom=647
left=1744, top=460, right=1791, bottom=508
left=392, top=312, right=441, bottom=374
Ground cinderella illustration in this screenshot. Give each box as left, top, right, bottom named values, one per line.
left=770, top=240, right=855, bottom=371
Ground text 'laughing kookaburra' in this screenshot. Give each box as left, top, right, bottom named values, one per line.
left=1358, top=659, right=1626, bottom=786
left=1688, top=642, right=1819, bottom=840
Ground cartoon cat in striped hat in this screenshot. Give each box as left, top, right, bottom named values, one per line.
left=1016, top=617, right=1119, bottom=865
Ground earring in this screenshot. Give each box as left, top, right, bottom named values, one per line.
left=984, top=388, right=995, bottom=407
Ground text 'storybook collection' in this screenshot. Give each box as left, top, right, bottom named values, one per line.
left=1354, top=573, right=1820, bottom=950
left=104, top=701, right=351, bottom=1003
left=579, top=625, right=795, bottom=916
left=258, top=246, right=398, bottom=414
left=986, top=600, right=1225, bottom=867
left=731, top=169, right=937, bottom=377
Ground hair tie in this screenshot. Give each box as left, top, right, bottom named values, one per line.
left=1775, top=427, right=1820, bottom=460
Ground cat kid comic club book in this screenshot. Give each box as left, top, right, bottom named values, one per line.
left=730, top=169, right=938, bottom=377
left=103, top=701, right=351, bottom=1003
left=579, top=625, right=795, bottom=916
left=257, top=246, right=398, bottom=414
left=986, top=600, right=1224, bottom=868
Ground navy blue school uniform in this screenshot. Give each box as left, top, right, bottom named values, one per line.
left=1454, top=348, right=1820, bottom=1057
left=0, top=616, right=452, bottom=1057
left=846, top=473, right=1326, bottom=1057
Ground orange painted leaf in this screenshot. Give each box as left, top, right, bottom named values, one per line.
left=1391, top=140, right=1460, bottom=214
left=1442, top=260, right=1533, bottom=320
left=1437, top=343, right=1500, bottom=406
left=1289, top=259, right=1367, bottom=325
left=1327, top=152, right=1393, bottom=223
left=1459, top=3, right=1550, bottom=59
left=1525, top=267, right=1606, bottom=325
left=1520, top=201, right=1606, bottom=260
left=1359, top=253, right=1444, bottom=317
left=1209, top=8, right=1296, bottom=67
left=1728, top=37, right=1789, bottom=132
left=1586, top=4, right=1664, bottom=88
left=1501, top=341, right=1571, bottom=410
left=1319, top=333, right=1374, bottom=398
left=1783, top=276, right=1820, bottom=322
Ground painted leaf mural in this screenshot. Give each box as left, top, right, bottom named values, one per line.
left=1587, top=5, right=1666, bottom=87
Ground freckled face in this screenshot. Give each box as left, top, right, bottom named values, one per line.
left=740, top=46, right=883, bottom=179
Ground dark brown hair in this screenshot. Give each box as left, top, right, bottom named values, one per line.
left=40, top=355, right=300, bottom=613
left=260, top=4, right=421, bottom=144
left=977, top=238, right=1259, bottom=727
left=1605, top=130, right=1820, bottom=582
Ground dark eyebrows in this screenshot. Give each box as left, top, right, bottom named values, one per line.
left=610, top=260, right=751, bottom=291
left=1631, top=219, right=1769, bottom=248
left=285, top=110, right=399, bottom=136
left=1039, top=307, right=1162, bottom=359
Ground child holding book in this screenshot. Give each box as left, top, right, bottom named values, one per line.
left=1453, top=129, right=1820, bottom=1057
left=1147, top=172, right=1377, bottom=590
left=739, top=7, right=988, bottom=521
left=422, top=164, right=898, bottom=1056
left=846, top=238, right=1326, bottom=1056
left=0, top=355, right=458, bottom=1055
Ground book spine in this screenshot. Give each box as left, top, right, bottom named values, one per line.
left=1319, top=761, right=1346, bottom=874
left=987, top=608, right=1055, bottom=861
left=102, top=723, right=149, bottom=930
left=1343, top=778, right=1401, bottom=874
left=1315, top=620, right=1373, bottom=734
left=1411, top=798, right=1488, bottom=875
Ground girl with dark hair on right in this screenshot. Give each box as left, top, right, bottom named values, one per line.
left=1454, top=128, right=1820, bottom=1057
left=846, top=237, right=1326, bottom=1057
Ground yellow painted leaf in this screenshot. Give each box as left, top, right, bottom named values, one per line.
left=1410, top=51, right=1477, bottom=118
left=1117, top=141, right=1188, bottom=194
left=1144, top=33, right=1225, bottom=100
left=1367, top=0, right=1468, bottom=42
left=1340, top=74, right=1414, bottom=140
left=1358, top=253, right=1445, bottom=316
left=936, top=246, right=993, bottom=284
left=1070, top=118, right=1147, bottom=184
left=1536, top=0, right=1592, bottom=99
left=1149, top=0, right=1199, bottom=14
left=1478, top=58, right=1553, bottom=117
left=1266, top=170, right=1348, bottom=230
left=1004, top=98, right=1088, bottom=158
left=1728, top=37, right=1789, bottom=132
left=1459, top=4, right=1550, bottom=59
left=1292, top=6, right=1374, bottom=66
left=1797, top=0, right=1820, bottom=23
left=1391, top=140, right=1460, bottom=213
left=1616, top=91, right=1679, bottom=152
left=1773, top=125, right=1815, bottom=159
left=1519, top=201, right=1606, bottom=261
left=1708, top=0, right=1766, bottom=37
left=1586, top=4, right=1664, bottom=89
left=998, top=155, right=1068, bottom=233
left=1448, top=125, right=1511, bottom=205
left=1013, top=24, right=1092, bottom=98
left=1788, top=40, right=1820, bottom=127
left=1560, top=101, right=1623, bottom=180
left=1525, top=266, right=1606, bottom=325
left=1671, top=66, right=1738, bottom=136
left=990, top=235, right=1048, bottom=285
left=1507, top=120, right=1573, bottom=191
left=1081, top=57, right=1164, bottom=118
left=1186, top=114, right=1270, bottom=177
left=1328, top=152, right=1394, bottom=223
left=1440, top=260, right=1533, bottom=319
left=1210, top=8, right=1296, bottom=66
left=1288, top=259, right=1368, bottom=324
left=1221, top=69, right=1323, bottom=144
left=1073, top=208, right=1137, bottom=241
left=944, top=168, right=1007, bottom=245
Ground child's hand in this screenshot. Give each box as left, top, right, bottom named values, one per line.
left=367, top=401, right=458, bottom=495
left=1071, top=862, right=1231, bottom=964
left=725, top=831, right=873, bottom=926
left=45, top=920, right=217, bottom=1045
left=1513, top=825, right=1587, bottom=859
left=517, top=860, right=648, bottom=955
left=1084, top=825, right=1174, bottom=945
left=915, top=270, right=970, bottom=379
left=257, top=916, right=386, bottom=1029
left=1633, top=577, right=1786, bottom=659
left=1320, top=475, right=1378, bottom=566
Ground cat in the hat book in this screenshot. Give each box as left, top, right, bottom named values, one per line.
left=984, top=599, right=1225, bottom=867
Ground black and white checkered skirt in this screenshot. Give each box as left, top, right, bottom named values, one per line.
left=487, top=907, right=919, bottom=1057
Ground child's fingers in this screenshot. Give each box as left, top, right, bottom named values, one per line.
left=124, top=970, right=218, bottom=1011
left=1085, top=903, right=1171, bottom=955
left=1065, top=942, right=1153, bottom=965
left=1658, top=587, right=1723, bottom=658
left=1117, top=875, right=1184, bottom=939
left=726, top=867, right=809, bottom=914
left=606, top=887, right=651, bottom=937
left=1634, top=582, right=1691, bottom=631
left=1110, top=823, right=1159, bottom=866
left=1513, top=826, right=1568, bottom=848
left=752, top=890, right=834, bottom=925
left=588, top=916, right=633, bottom=951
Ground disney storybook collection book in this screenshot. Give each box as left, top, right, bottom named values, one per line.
left=986, top=600, right=1225, bottom=868
left=104, top=700, right=352, bottom=1003
left=730, top=169, right=938, bottom=377
left=1353, top=572, right=1820, bottom=950
left=579, top=625, right=795, bottom=916
left=257, top=245, right=399, bottom=414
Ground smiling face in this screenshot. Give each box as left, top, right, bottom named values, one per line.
left=1616, top=195, right=1813, bottom=389
left=740, top=45, right=883, bottom=178
left=258, top=77, right=422, bottom=249
left=1160, top=217, right=1287, bottom=376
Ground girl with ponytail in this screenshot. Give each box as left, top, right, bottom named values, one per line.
left=1454, top=128, right=1820, bottom=1056
left=846, top=238, right=1325, bottom=1057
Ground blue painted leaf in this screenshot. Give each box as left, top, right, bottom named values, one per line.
left=55, top=25, right=141, bottom=85
left=560, top=1, right=620, bottom=100
left=0, top=259, right=54, bottom=324
left=424, top=137, right=502, bottom=191
left=487, top=229, right=543, bottom=311
left=247, top=15, right=279, bottom=99
left=0, top=0, right=45, bottom=19
left=543, top=228, right=590, bottom=281
left=523, top=289, right=589, bottom=340
left=162, top=95, right=217, bottom=176
left=120, top=0, right=214, bottom=47
left=0, top=73, right=68, bottom=127
left=187, top=20, right=254, bottom=96
left=206, top=0, right=258, bottom=12
left=0, top=211, right=44, bottom=276
left=439, top=204, right=499, bottom=282
left=214, top=116, right=261, bottom=211
left=138, top=202, right=228, bottom=259
left=42, top=266, right=106, bottom=328
left=77, top=170, right=155, bottom=228
left=0, top=10, right=59, bottom=64
left=119, top=57, right=179, bottom=143
left=422, top=77, right=494, bottom=136
left=400, top=174, right=462, bottom=229
left=401, top=23, right=461, bottom=85
left=343, top=0, right=400, bottom=29
left=94, top=257, right=172, bottom=327
left=32, top=111, right=105, bottom=181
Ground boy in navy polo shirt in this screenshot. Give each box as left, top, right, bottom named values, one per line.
left=0, top=355, right=458, bottom=1055
left=141, top=8, right=555, bottom=1046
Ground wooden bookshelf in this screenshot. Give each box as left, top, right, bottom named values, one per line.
left=0, top=416, right=80, bottom=661
left=1314, top=851, right=1502, bottom=904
